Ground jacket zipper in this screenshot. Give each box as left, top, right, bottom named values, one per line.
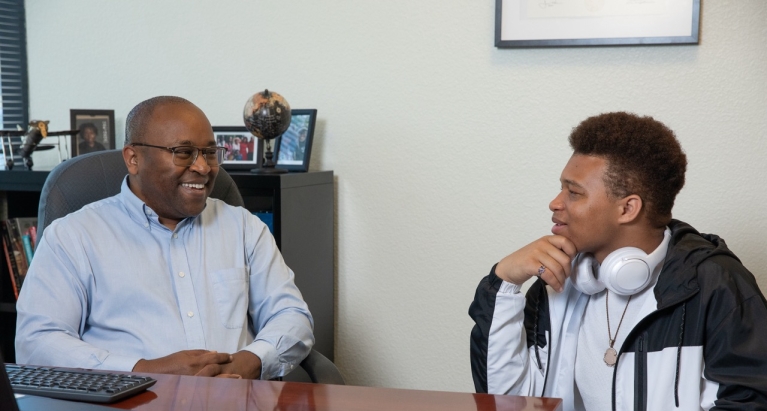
left=634, top=334, right=647, bottom=411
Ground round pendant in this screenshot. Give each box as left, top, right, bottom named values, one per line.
left=604, top=347, right=617, bottom=367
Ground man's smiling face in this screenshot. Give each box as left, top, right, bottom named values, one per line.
left=127, top=101, right=218, bottom=228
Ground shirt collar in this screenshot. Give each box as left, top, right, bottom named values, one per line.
left=118, top=176, right=156, bottom=229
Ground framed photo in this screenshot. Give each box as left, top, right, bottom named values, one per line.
left=69, top=109, right=116, bottom=157
left=273, top=109, right=317, bottom=172
left=214, top=126, right=259, bottom=171
left=495, top=0, right=700, bottom=48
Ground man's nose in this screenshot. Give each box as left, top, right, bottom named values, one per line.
left=549, top=191, right=564, bottom=211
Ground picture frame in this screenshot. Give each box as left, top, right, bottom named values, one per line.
left=214, top=126, right=259, bottom=171
left=495, top=0, right=700, bottom=48
left=69, top=109, right=116, bottom=158
left=273, top=109, right=317, bottom=172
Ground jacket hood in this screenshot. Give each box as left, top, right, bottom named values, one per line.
left=654, top=219, right=740, bottom=309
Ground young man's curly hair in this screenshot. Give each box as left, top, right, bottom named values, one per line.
left=568, top=112, right=687, bottom=227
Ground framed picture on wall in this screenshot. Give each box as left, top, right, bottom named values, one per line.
left=274, top=109, right=317, bottom=172
left=214, top=126, right=259, bottom=171
left=69, top=109, right=116, bottom=158
left=495, top=0, right=701, bottom=48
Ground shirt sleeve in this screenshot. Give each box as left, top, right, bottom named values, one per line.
left=241, top=214, right=315, bottom=380
left=15, top=222, right=142, bottom=371
left=469, top=265, right=542, bottom=395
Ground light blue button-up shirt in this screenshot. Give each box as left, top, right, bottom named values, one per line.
left=15, top=177, right=314, bottom=379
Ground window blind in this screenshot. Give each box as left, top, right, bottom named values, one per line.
left=0, top=0, right=28, bottom=130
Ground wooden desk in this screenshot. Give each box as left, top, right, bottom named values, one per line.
left=109, top=374, right=562, bottom=411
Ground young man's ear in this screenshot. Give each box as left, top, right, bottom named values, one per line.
left=123, top=145, right=139, bottom=174
left=617, top=194, right=643, bottom=224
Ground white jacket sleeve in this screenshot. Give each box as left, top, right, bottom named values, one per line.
left=469, top=267, right=548, bottom=396
left=487, top=281, right=547, bottom=395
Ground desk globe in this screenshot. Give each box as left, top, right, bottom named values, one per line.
left=243, top=89, right=291, bottom=174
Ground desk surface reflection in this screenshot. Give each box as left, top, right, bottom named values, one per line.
left=105, top=373, right=562, bottom=411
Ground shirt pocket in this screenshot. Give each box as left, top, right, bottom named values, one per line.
left=211, top=267, right=249, bottom=329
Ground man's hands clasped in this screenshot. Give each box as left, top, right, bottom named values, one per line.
left=132, top=349, right=262, bottom=379
left=495, top=235, right=577, bottom=292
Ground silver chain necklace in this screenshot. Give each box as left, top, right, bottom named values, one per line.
left=604, top=291, right=632, bottom=367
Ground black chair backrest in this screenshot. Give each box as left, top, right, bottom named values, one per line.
left=298, top=349, right=345, bottom=385
left=37, top=149, right=244, bottom=239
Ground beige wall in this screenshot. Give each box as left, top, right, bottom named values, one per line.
left=25, top=0, right=767, bottom=392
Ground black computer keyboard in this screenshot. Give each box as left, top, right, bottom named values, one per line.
left=5, top=364, right=156, bottom=403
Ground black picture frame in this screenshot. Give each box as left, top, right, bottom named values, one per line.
left=69, top=109, right=116, bottom=158
left=273, top=109, right=317, bottom=172
left=214, top=126, right=259, bottom=171
left=495, top=0, right=700, bottom=48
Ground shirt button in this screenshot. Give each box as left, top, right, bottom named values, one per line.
left=173, top=234, right=178, bottom=239
left=187, top=311, right=194, bottom=318
left=179, top=272, right=185, bottom=278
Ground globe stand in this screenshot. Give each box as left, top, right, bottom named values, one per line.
left=251, top=138, right=287, bottom=174
left=243, top=89, right=292, bottom=174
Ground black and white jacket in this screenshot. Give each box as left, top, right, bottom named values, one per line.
left=469, top=220, right=767, bottom=410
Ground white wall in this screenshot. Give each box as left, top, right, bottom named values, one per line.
left=25, top=0, right=767, bottom=393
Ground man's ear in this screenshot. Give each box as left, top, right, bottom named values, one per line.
left=617, top=194, right=643, bottom=224
left=123, top=145, right=139, bottom=174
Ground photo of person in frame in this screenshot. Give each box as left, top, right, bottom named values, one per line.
left=70, top=109, right=116, bottom=158
left=277, top=126, right=309, bottom=165
left=293, top=128, right=308, bottom=161
left=217, top=133, right=252, bottom=162
left=77, top=123, right=106, bottom=155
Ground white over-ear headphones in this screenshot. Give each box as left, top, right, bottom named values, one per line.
left=571, top=228, right=671, bottom=296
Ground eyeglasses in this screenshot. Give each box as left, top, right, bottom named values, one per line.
left=131, top=143, right=228, bottom=166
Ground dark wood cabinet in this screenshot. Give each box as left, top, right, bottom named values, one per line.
left=229, top=171, right=335, bottom=361
left=0, top=170, right=335, bottom=363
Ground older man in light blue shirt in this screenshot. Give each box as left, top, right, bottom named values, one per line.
left=15, top=96, right=314, bottom=380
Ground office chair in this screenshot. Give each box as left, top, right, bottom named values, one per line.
left=37, top=149, right=244, bottom=238
left=291, top=349, right=345, bottom=385
left=36, top=149, right=345, bottom=385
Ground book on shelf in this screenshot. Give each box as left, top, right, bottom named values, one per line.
left=253, top=211, right=274, bottom=234
left=1, top=221, right=22, bottom=300
left=1, top=217, right=38, bottom=300
left=12, top=218, right=37, bottom=260
left=22, top=234, right=34, bottom=263
left=1, top=222, right=20, bottom=299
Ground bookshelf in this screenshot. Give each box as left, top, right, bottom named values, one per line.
left=0, top=170, right=48, bottom=363
left=0, top=170, right=335, bottom=363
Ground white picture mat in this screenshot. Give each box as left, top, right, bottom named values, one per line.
left=501, top=0, right=694, bottom=41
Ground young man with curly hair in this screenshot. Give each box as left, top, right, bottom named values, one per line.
left=469, top=112, right=767, bottom=410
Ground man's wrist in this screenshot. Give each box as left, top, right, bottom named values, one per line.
left=232, top=350, right=262, bottom=379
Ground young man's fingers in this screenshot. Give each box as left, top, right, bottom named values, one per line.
left=534, top=254, right=567, bottom=292
left=546, top=235, right=578, bottom=258
left=536, top=240, right=574, bottom=277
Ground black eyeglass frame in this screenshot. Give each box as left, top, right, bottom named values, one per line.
left=130, top=143, right=228, bottom=166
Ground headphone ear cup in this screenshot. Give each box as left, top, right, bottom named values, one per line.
left=570, top=254, right=605, bottom=295
left=600, top=247, right=652, bottom=295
